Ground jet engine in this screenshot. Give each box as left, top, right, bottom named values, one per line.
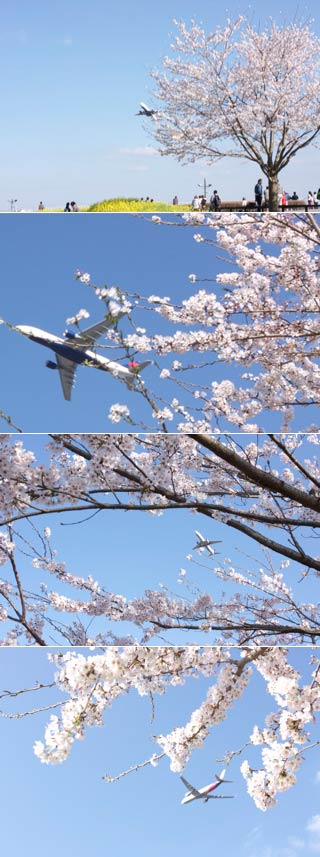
left=46, top=360, right=58, bottom=369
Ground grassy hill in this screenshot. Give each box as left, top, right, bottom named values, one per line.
left=38, top=199, right=192, bottom=213
left=87, top=198, right=191, bottom=212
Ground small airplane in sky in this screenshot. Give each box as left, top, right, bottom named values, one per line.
left=136, top=102, right=158, bottom=119
left=180, top=770, right=234, bottom=805
left=14, top=317, right=152, bottom=401
left=192, top=531, right=222, bottom=556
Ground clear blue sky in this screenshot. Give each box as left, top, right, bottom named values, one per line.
left=1, top=214, right=318, bottom=433
left=1, top=433, right=318, bottom=645
left=0, top=213, right=217, bottom=433
left=0, top=647, right=319, bottom=857
left=0, top=0, right=320, bottom=209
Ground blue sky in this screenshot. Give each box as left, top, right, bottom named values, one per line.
left=1, top=213, right=319, bottom=434
left=0, top=647, right=319, bottom=857
left=0, top=0, right=320, bottom=209
left=0, top=213, right=217, bottom=433
left=1, top=432, right=318, bottom=645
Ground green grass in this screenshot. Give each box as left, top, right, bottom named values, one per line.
left=87, top=198, right=191, bottom=212
left=39, top=199, right=192, bottom=213
left=39, top=207, right=89, bottom=213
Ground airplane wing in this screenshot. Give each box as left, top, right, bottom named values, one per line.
left=206, top=795, right=234, bottom=799
left=180, top=776, right=201, bottom=798
left=70, top=316, right=126, bottom=349
left=74, top=317, right=125, bottom=346
left=56, top=354, right=77, bottom=401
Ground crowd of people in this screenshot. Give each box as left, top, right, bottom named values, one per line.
left=37, top=200, right=80, bottom=212
left=306, top=190, right=320, bottom=207
left=191, top=190, right=222, bottom=211
left=188, top=182, right=320, bottom=211
left=36, top=187, right=320, bottom=213
left=255, top=183, right=320, bottom=210
left=64, top=201, right=80, bottom=212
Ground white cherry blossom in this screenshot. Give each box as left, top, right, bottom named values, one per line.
left=2, top=646, right=318, bottom=813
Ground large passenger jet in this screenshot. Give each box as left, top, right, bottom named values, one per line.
left=15, top=316, right=152, bottom=401
left=180, top=770, right=234, bottom=805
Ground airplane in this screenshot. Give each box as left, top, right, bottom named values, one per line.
left=192, top=531, right=222, bottom=556
left=180, top=770, right=234, bottom=805
left=14, top=316, right=152, bottom=401
left=136, top=101, right=158, bottom=119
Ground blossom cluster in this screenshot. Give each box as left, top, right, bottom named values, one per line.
left=241, top=649, right=320, bottom=809
left=0, top=432, right=319, bottom=644
left=28, top=647, right=320, bottom=813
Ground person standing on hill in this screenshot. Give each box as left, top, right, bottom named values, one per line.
left=254, top=179, right=263, bottom=211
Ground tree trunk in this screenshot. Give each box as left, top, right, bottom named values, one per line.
left=268, top=177, right=279, bottom=211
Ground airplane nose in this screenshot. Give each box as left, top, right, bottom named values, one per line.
left=15, top=325, right=32, bottom=336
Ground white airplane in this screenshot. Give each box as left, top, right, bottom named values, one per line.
left=192, top=531, right=222, bottom=556
left=14, top=316, right=152, bottom=401
left=136, top=102, right=158, bottom=120
left=180, top=770, right=234, bottom=805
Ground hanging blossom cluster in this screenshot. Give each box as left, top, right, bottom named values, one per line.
left=28, top=647, right=320, bottom=812
left=30, top=550, right=319, bottom=647
left=156, top=660, right=251, bottom=771
left=241, top=648, right=320, bottom=810
left=148, top=213, right=320, bottom=430
left=0, top=432, right=320, bottom=644
left=66, top=214, right=320, bottom=433
left=33, top=647, right=225, bottom=763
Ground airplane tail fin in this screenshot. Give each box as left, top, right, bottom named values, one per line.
left=134, top=360, right=153, bottom=374
left=123, top=361, right=153, bottom=389
left=216, top=769, right=233, bottom=783
left=128, top=360, right=153, bottom=379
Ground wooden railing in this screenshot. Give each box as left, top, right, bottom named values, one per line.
left=195, top=199, right=314, bottom=212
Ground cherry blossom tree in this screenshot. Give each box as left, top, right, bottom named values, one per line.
left=150, top=17, right=320, bottom=210
left=2, top=213, right=320, bottom=434
left=1, top=431, right=319, bottom=645
left=1, top=646, right=319, bottom=812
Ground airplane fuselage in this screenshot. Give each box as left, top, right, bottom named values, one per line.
left=16, top=325, right=135, bottom=378
left=181, top=781, right=221, bottom=805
